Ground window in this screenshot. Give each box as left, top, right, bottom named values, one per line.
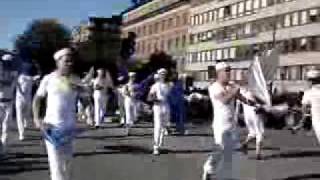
left=197, top=52, right=201, bottom=63
left=216, top=49, right=222, bottom=60
left=207, top=31, right=213, bottom=40
left=309, top=9, right=319, bottom=22
left=195, top=15, right=199, bottom=25
left=214, top=10, right=219, bottom=21
left=245, top=0, right=253, bottom=14
left=202, top=51, right=206, bottom=62
left=219, top=8, right=225, bottom=19
left=292, top=12, right=299, bottom=26
left=211, top=50, right=216, bottom=61
left=204, top=12, right=208, bottom=23
left=200, top=14, right=204, bottom=24
left=230, top=47, right=237, bottom=59
left=183, top=13, right=188, bottom=25
left=191, top=16, right=195, bottom=25
left=299, top=38, right=307, bottom=51
left=238, top=2, right=245, bottom=16
left=231, top=4, right=238, bottom=18
left=261, top=0, right=267, bottom=7
left=223, top=48, right=230, bottom=59
left=175, top=37, right=180, bottom=48
left=207, top=51, right=212, bottom=61
left=224, top=6, right=231, bottom=18
left=284, top=14, right=291, bottom=27
left=209, top=11, right=214, bottom=21
left=300, top=11, right=308, bottom=24
left=169, top=18, right=173, bottom=27
left=276, top=16, right=284, bottom=29
left=253, top=0, right=260, bottom=9
left=244, top=23, right=252, bottom=34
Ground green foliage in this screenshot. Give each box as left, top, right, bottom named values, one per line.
left=14, top=19, right=71, bottom=75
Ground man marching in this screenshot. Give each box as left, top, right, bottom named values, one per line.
left=33, top=48, right=82, bottom=180
left=0, top=54, right=18, bottom=155
left=203, top=62, right=259, bottom=180
left=123, top=72, right=139, bottom=127
left=148, top=69, right=171, bottom=155
left=300, top=69, right=320, bottom=144
left=237, top=75, right=265, bottom=160
left=16, top=59, right=40, bottom=141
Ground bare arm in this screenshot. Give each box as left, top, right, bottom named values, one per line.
left=32, top=95, right=44, bottom=129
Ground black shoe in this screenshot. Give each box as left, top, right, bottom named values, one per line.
left=256, top=154, right=263, bottom=160
left=94, top=126, right=100, bottom=129
left=240, top=144, right=248, bottom=155
left=289, top=127, right=297, bottom=135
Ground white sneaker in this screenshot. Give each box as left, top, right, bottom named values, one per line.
left=19, top=135, right=25, bottom=141
left=153, top=149, right=160, bottom=155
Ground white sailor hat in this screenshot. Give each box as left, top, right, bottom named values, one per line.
left=2, top=54, right=13, bottom=61
left=117, top=76, right=125, bottom=81
left=53, top=48, right=72, bottom=61
left=215, top=62, right=230, bottom=71
left=154, top=73, right=160, bottom=80
left=306, top=69, right=320, bottom=80
left=157, top=68, right=167, bottom=75
left=129, top=72, right=136, bottom=77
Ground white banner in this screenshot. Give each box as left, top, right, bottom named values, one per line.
left=247, top=48, right=280, bottom=106
left=248, top=56, right=271, bottom=106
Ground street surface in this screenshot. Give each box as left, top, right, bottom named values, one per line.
left=1, top=121, right=320, bottom=180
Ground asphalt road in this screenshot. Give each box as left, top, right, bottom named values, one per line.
left=1, top=122, right=320, bottom=180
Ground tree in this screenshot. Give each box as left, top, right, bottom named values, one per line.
left=14, top=19, right=71, bottom=75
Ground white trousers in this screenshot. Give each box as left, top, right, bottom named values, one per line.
left=16, top=75, right=33, bottom=139
left=203, top=124, right=241, bottom=180
left=0, top=102, right=12, bottom=149
left=16, top=97, right=32, bottom=139
left=124, top=98, right=137, bottom=126
left=45, top=140, right=73, bottom=180
left=153, top=103, right=170, bottom=150
left=312, top=118, right=320, bottom=144
left=243, top=107, right=265, bottom=143
left=93, top=91, right=107, bottom=126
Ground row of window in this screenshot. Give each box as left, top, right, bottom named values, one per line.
left=190, top=8, right=320, bottom=44
left=194, top=65, right=320, bottom=82
left=186, top=36, right=320, bottom=64
left=136, top=35, right=187, bottom=55
left=191, top=0, right=295, bottom=26
left=125, top=13, right=188, bottom=38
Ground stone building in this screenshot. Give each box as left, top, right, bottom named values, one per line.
left=186, top=0, right=320, bottom=91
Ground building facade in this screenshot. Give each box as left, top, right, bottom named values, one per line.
left=121, top=0, right=190, bottom=71
left=72, top=16, right=122, bottom=66
left=186, top=0, right=320, bottom=89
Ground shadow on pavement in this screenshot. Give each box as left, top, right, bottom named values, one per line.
left=263, top=150, right=320, bottom=160
left=0, top=153, right=48, bottom=175
left=276, top=173, right=320, bottom=180
left=74, top=145, right=212, bottom=157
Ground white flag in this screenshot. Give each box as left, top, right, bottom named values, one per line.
left=248, top=56, right=272, bottom=106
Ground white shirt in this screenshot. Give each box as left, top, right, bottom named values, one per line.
left=149, top=81, right=170, bottom=104
left=302, top=84, right=320, bottom=124
left=93, top=77, right=109, bottom=94
left=0, top=62, right=18, bottom=100
left=240, top=88, right=256, bottom=113
left=125, top=82, right=139, bottom=99
left=208, top=82, right=236, bottom=129
left=36, top=72, right=80, bottom=129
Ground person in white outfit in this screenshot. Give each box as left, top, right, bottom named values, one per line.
left=148, top=69, right=171, bottom=155
left=15, top=60, right=40, bottom=141
left=203, top=62, right=259, bottom=180
left=123, top=72, right=138, bottom=127
left=92, top=68, right=109, bottom=128
left=301, top=69, right=320, bottom=144
left=236, top=77, right=265, bottom=160
left=0, top=54, right=18, bottom=155
left=33, top=48, right=82, bottom=180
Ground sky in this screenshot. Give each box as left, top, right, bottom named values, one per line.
left=0, top=0, right=131, bottom=50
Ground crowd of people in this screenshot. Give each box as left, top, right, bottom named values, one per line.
left=0, top=47, right=320, bottom=180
